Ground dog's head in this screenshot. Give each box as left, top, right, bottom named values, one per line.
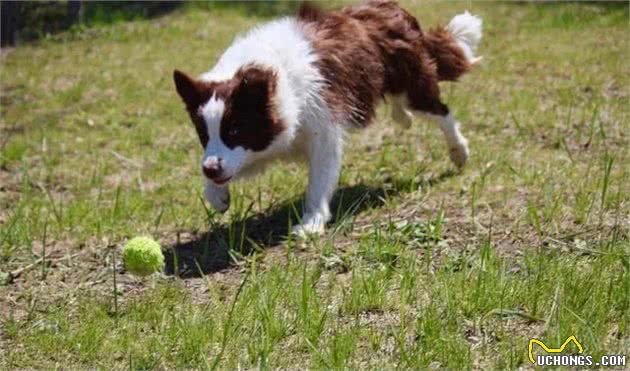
left=173, top=65, right=284, bottom=186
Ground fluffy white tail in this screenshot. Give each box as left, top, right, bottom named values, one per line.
left=447, top=11, right=483, bottom=64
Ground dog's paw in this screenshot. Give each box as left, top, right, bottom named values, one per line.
left=204, top=183, right=230, bottom=213
left=292, top=222, right=325, bottom=237
left=292, top=213, right=327, bottom=237
left=448, top=140, right=469, bottom=168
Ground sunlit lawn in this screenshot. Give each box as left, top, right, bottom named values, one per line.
left=1, top=2, right=628, bottom=369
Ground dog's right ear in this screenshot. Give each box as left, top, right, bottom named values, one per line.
left=173, top=69, right=204, bottom=109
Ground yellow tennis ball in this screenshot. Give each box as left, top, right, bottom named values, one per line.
left=122, top=237, right=164, bottom=277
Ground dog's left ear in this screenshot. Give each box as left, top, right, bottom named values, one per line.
left=173, top=69, right=206, bottom=109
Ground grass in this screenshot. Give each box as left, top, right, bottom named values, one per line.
left=1, top=1, right=629, bottom=369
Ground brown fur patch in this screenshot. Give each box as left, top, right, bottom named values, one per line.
left=298, top=0, right=472, bottom=123
left=173, top=65, right=283, bottom=151
left=423, top=26, right=471, bottom=81
left=220, top=66, right=283, bottom=151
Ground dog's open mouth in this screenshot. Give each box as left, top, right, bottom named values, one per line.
left=212, top=176, right=232, bottom=185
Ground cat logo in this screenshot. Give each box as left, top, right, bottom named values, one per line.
left=528, top=336, right=584, bottom=364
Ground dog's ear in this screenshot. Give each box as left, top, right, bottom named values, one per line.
left=233, top=66, right=275, bottom=108
left=298, top=1, right=323, bottom=22
left=220, top=65, right=282, bottom=152
left=173, top=69, right=205, bottom=109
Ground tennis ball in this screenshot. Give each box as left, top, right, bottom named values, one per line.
left=122, top=237, right=164, bottom=277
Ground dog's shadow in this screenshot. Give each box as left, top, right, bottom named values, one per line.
left=164, top=171, right=455, bottom=277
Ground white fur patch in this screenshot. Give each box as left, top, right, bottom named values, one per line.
left=200, top=94, right=225, bottom=137
left=448, top=11, right=483, bottom=64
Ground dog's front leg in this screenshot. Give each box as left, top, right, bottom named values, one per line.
left=204, top=181, right=230, bottom=213
left=293, top=127, right=343, bottom=236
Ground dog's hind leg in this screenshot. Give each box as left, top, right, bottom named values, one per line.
left=404, top=64, right=469, bottom=168
left=389, top=95, right=413, bottom=129
left=429, top=112, right=469, bottom=168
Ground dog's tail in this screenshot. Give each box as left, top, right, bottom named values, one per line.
left=424, top=11, right=483, bottom=81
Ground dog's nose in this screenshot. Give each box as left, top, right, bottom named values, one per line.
left=202, top=157, right=223, bottom=179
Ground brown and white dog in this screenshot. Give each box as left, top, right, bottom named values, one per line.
left=174, top=1, right=482, bottom=235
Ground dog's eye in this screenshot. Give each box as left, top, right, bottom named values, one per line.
left=228, top=128, right=238, bottom=137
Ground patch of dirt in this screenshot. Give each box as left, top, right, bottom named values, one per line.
left=2, top=164, right=627, bottom=340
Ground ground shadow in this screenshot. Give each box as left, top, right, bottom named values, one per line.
left=165, top=171, right=455, bottom=277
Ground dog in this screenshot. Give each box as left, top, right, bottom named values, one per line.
left=173, top=1, right=482, bottom=235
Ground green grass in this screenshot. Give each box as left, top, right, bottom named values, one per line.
left=1, top=1, right=629, bottom=369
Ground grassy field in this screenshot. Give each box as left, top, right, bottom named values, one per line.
left=1, top=1, right=629, bottom=369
